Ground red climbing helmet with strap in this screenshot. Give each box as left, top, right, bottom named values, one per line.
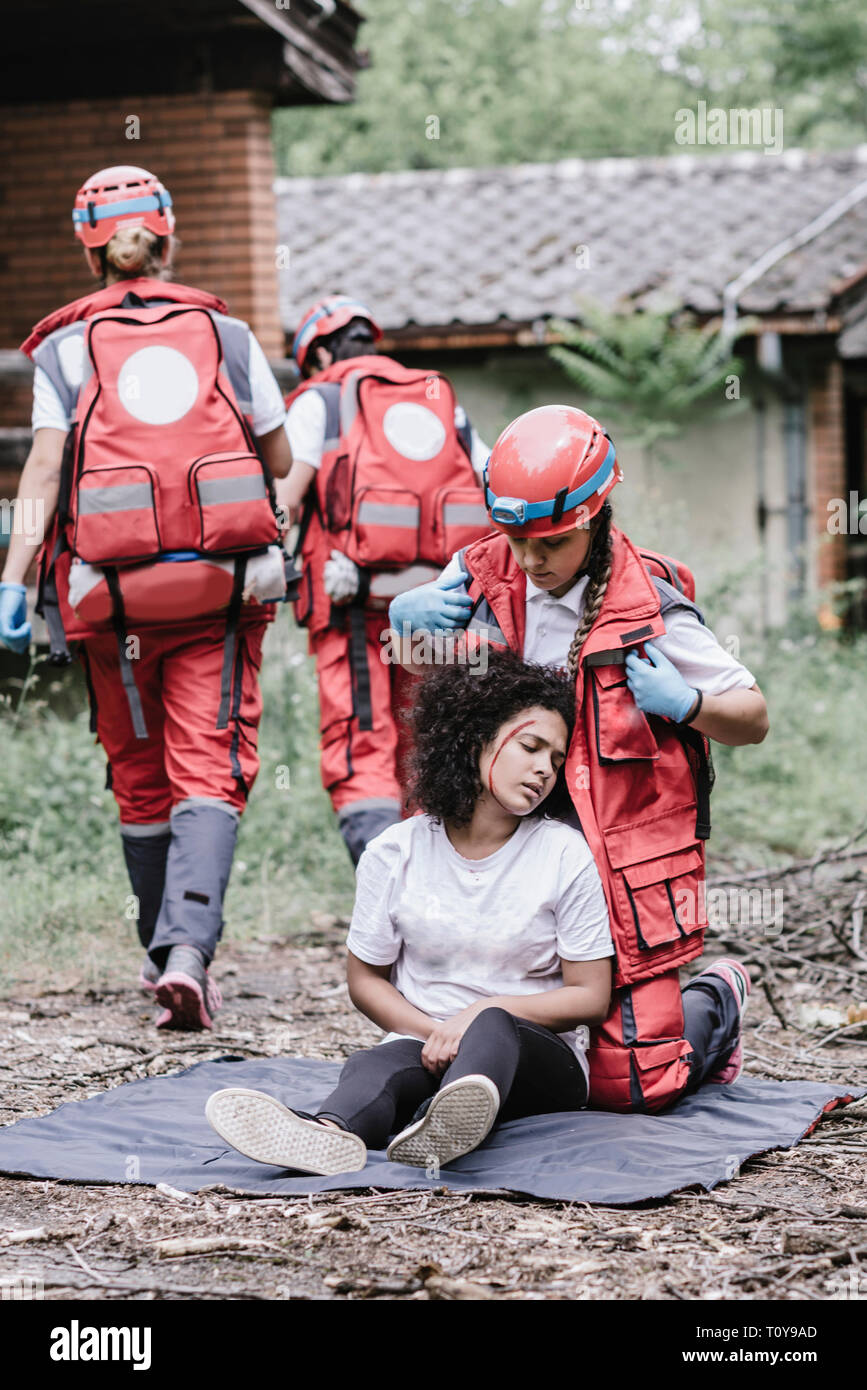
left=292, top=295, right=382, bottom=372
left=484, top=404, right=622, bottom=539
left=72, top=166, right=175, bottom=249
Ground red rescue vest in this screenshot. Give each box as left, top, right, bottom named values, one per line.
left=459, top=526, right=712, bottom=991
left=289, top=356, right=489, bottom=636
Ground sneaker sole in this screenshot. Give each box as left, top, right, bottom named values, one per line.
left=386, top=1075, right=499, bottom=1168
left=205, top=1088, right=367, bottom=1175
left=155, top=971, right=212, bottom=1031
left=139, top=966, right=159, bottom=994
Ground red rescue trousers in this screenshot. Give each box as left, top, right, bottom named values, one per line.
left=312, top=609, right=415, bottom=816
left=80, top=616, right=267, bottom=826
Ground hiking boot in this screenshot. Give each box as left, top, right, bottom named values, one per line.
left=694, top=958, right=751, bottom=1084
left=138, top=957, right=161, bottom=993
left=205, top=1088, right=367, bottom=1175
left=155, top=945, right=223, bottom=1031
left=386, top=1074, right=500, bottom=1168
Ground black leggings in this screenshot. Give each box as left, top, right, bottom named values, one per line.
left=310, top=1007, right=588, bottom=1150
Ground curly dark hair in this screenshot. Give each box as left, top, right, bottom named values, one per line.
left=404, top=648, right=576, bottom=828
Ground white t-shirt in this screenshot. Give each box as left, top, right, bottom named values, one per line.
left=437, top=552, right=757, bottom=695
left=31, top=322, right=286, bottom=438
left=286, top=389, right=490, bottom=479
left=346, top=813, right=614, bottom=1085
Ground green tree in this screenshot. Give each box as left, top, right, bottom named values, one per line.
left=274, top=0, right=867, bottom=177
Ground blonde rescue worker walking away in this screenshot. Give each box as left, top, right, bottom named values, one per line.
left=0, top=166, right=292, bottom=1031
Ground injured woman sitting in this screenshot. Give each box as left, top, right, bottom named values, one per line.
left=206, top=649, right=614, bottom=1174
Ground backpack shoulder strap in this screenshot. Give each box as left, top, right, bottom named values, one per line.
left=650, top=574, right=705, bottom=626
left=212, top=314, right=253, bottom=419
left=305, top=380, right=341, bottom=450
left=453, top=402, right=474, bottom=461
left=31, top=322, right=90, bottom=425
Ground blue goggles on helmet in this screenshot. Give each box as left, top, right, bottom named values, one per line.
left=483, top=440, right=617, bottom=526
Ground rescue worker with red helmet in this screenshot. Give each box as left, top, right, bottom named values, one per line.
left=388, top=404, right=768, bottom=1114
left=278, top=294, right=491, bottom=865
left=0, top=166, right=292, bottom=1030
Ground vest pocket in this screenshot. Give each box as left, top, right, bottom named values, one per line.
left=587, top=1037, right=691, bottom=1113
left=190, top=453, right=277, bottom=554
left=350, top=487, right=420, bottom=567
left=620, top=848, right=705, bottom=951
left=630, top=1039, right=692, bottom=1112
left=433, top=486, right=490, bottom=563
left=73, top=464, right=160, bottom=563
left=591, top=665, right=659, bottom=762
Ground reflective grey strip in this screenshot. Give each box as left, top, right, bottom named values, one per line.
left=78, top=482, right=153, bottom=514
left=443, top=502, right=489, bottom=527
left=214, top=314, right=253, bottom=416
left=310, top=381, right=341, bottom=450
left=32, top=323, right=87, bottom=422
left=198, top=474, right=267, bottom=506
left=337, top=798, right=402, bottom=823
left=172, top=797, right=240, bottom=822
left=120, top=821, right=171, bottom=838
left=357, top=501, right=419, bottom=527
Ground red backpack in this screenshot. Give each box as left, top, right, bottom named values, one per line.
left=314, top=357, right=488, bottom=570
left=69, top=302, right=277, bottom=583
left=36, top=294, right=281, bottom=652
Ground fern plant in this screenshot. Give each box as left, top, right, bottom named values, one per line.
left=549, top=298, right=751, bottom=476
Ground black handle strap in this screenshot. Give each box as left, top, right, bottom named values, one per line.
left=104, top=567, right=148, bottom=739
left=216, top=556, right=248, bottom=730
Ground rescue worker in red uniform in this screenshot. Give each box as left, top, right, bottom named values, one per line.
left=0, top=167, right=292, bottom=1030
left=388, top=405, right=769, bottom=1113
left=277, top=295, right=491, bottom=865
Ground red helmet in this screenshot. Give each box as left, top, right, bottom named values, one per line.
left=292, top=294, right=382, bottom=372
left=72, top=166, right=175, bottom=249
left=484, top=405, right=622, bottom=539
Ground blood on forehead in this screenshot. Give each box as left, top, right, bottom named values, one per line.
left=487, top=718, right=539, bottom=804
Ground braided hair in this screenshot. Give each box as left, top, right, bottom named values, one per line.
left=565, top=502, right=614, bottom=684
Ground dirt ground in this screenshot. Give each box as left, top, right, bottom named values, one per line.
left=2, top=890, right=867, bottom=1302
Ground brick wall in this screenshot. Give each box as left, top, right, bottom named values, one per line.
left=0, top=90, right=284, bottom=363
left=809, top=357, right=847, bottom=625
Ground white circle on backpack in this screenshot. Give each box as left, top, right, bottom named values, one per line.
left=116, top=346, right=199, bottom=424
left=382, top=402, right=446, bottom=461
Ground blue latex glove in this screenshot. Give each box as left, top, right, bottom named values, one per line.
left=0, top=582, right=31, bottom=654
left=389, top=570, right=474, bottom=633
left=625, top=640, right=698, bottom=722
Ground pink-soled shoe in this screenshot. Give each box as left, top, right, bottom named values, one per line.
left=139, top=957, right=160, bottom=994
left=154, top=945, right=222, bottom=1031
left=693, top=958, right=751, bottom=1084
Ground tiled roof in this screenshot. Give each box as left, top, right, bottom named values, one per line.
left=275, top=147, right=867, bottom=337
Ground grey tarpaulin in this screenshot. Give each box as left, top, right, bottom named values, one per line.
left=0, top=1056, right=861, bottom=1205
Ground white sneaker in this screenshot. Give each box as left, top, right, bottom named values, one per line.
left=386, top=1074, right=500, bottom=1168
left=205, top=1088, right=367, bottom=1176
